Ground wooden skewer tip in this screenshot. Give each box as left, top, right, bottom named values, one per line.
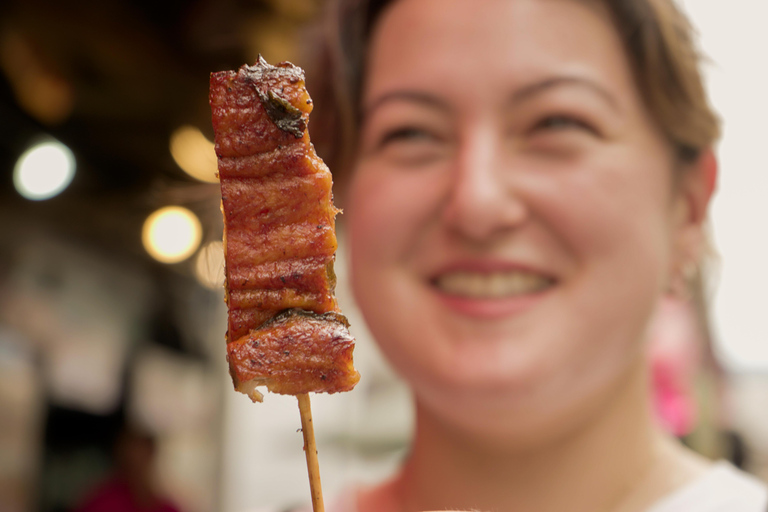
left=298, top=393, right=325, bottom=512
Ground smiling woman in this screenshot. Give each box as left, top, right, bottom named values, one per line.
left=289, top=0, right=768, bottom=511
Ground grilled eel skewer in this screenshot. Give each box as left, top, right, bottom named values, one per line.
left=211, top=56, right=360, bottom=512
left=210, top=56, right=360, bottom=403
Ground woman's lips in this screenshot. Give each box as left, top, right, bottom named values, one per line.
left=429, top=266, right=556, bottom=319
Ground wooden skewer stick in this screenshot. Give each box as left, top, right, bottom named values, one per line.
left=298, top=393, right=325, bottom=512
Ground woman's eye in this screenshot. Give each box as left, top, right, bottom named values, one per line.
left=366, top=125, right=448, bottom=166
left=379, top=127, right=437, bottom=147
left=521, top=114, right=602, bottom=159
left=532, top=115, right=596, bottom=135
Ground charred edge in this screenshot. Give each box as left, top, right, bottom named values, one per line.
left=256, top=89, right=306, bottom=138
left=242, top=55, right=307, bottom=139
left=255, top=308, right=350, bottom=331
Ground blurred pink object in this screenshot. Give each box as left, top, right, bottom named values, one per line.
left=647, top=296, right=703, bottom=437
left=73, top=426, right=181, bottom=512
left=74, top=476, right=180, bottom=512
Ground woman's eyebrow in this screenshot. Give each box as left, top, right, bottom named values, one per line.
left=362, top=90, right=452, bottom=120
left=509, top=76, right=621, bottom=112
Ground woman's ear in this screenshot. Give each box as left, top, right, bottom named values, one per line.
left=669, top=148, right=718, bottom=293
left=684, top=148, right=718, bottom=226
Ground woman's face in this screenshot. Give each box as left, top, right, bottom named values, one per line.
left=348, top=0, right=699, bottom=437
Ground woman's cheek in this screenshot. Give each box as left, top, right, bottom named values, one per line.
left=538, top=151, right=671, bottom=265
left=348, top=163, right=445, bottom=267
left=348, top=168, right=401, bottom=269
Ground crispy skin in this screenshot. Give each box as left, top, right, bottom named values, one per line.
left=219, top=173, right=333, bottom=231
left=210, top=56, right=359, bottom=400
left=227, top=310, right=358, bottom=399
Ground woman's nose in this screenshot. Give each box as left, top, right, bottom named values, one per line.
left=441, top=130, right=528, bottom=241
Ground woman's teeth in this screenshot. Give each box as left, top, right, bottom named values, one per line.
left=435, top=271, right=553, bottom=298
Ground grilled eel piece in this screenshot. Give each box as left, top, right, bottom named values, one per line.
left=210, top=56, right=360, bottom=402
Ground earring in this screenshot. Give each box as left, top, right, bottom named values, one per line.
left=669, top=260, right=697, bottom=301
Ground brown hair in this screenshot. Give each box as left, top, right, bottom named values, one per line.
left=305, top=0, right=720, bottom=185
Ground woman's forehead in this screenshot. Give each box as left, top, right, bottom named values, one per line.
left=363, top=0, right=635, bottom=107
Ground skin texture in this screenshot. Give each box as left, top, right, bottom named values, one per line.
left=346, top=0, right=716, bottom=511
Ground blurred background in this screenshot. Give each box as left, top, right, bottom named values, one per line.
left=0, top=0, right=765, bottom=511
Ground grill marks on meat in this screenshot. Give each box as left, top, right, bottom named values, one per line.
left=210, top=56, right=359, bottom=401
left=227, top=310, right=356, bottom=397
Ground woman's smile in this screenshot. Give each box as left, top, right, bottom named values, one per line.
left=433, top=269, right=555, bottom=299
left=426, top=260, right=557, bottom=318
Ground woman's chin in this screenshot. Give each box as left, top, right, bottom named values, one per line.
left=374, top=294, right=566, bottom=405
left=413, top=379, right=575, bottom=450
left=410, top=349, right=555, bottom=416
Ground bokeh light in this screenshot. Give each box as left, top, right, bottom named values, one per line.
left=194, top=240, right=225, bottom=290
left=142, top=206, right=202, bottom=264
left=13, top=140, right=76, bottom=200
left=170, top=125, right=219, bottom=183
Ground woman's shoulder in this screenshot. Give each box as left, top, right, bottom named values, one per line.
left=648, top=461, right=768, bottom=512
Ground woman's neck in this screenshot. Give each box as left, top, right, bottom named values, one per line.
left=360, top=359, right=709, bottom=512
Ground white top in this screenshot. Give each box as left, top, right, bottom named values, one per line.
left=647, top=461, right=767, bottom=512
left=261, top=461, right=767, bottom=512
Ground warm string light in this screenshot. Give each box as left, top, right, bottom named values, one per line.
left=142, top=206, right=202, bottom=264
left=170, top=125, right=219, bottom=183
